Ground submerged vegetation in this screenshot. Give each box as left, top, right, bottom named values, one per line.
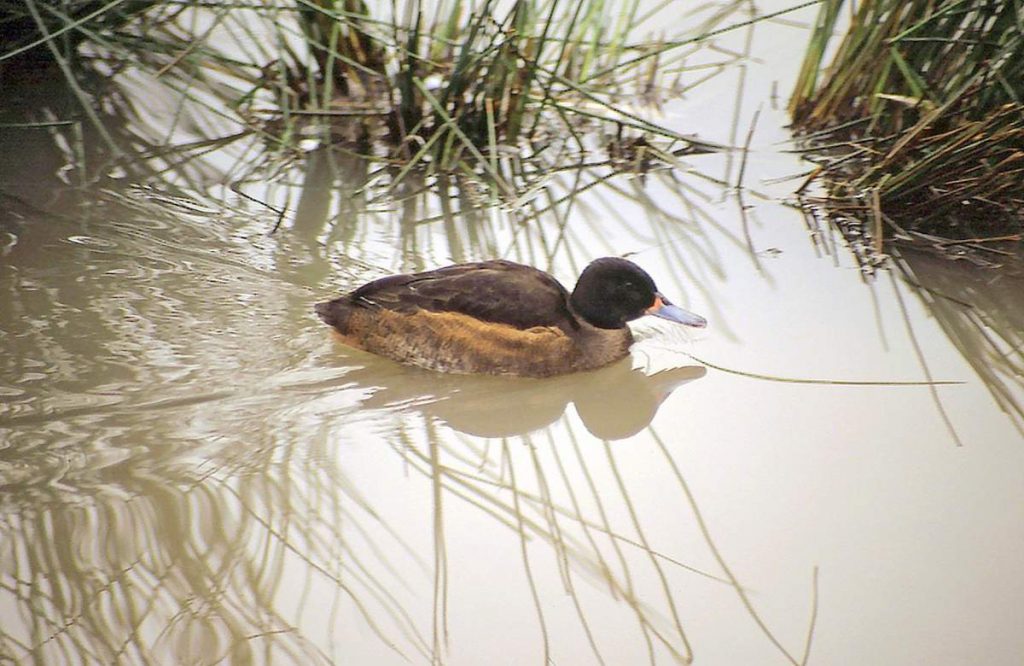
left=790, top=0, right=1024, bottom=259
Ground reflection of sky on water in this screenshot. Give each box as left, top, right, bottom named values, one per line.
left=1, top=1, right=1023, bottom=664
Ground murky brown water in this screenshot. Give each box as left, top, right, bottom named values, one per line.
left=3, top=3, right=1024, bottom=665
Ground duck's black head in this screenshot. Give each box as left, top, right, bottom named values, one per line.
left=569, top=257, right=707, bottom=330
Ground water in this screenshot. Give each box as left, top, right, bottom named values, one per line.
left=2, top=3, right=1024, bottom=665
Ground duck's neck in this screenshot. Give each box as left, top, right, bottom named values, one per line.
left=570, top=319, right=634, bottom=371
left=569, top=291, right=626, bottom=330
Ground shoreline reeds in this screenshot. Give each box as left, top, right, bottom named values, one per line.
left=4, top=0, right=811, bottom=191
left=790, top=0, right=1024, bottom=259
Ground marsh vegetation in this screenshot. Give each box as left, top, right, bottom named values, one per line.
left=2, top=1, right=1023, bottom=664
left=790, top=0, right=1024, bottom=258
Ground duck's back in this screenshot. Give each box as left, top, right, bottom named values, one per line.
left=346, top=260, right=578, bottom=330
left=315, top=260, right=630, bottom=376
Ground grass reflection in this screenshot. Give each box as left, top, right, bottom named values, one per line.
left=0, top=428, right=340, bottom=663
left=1, top=350, right=813, bottom=664
left=0, top=4, right=839, bottom=662
left=0, top=155, right=823, bottom=666
left=0, top=76, right=811, bottom=666
left=383, top=423, right=696, bottom=663
left=371, top=408, right=819, bottom=664
left=894, top=247, right=1024, bottom=436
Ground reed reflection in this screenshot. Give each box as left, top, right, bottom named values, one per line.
left=895, top=246, right=1024, bottom=434
left=0, top=415, right=340, bottom=663
left=0, top=8, right=817, bottom=661
left=1, top=362, right=808, bottom=666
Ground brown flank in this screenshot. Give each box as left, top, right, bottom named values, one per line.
left=334, top=308, right=630, bottom=377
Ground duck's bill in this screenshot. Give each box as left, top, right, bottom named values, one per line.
left=646, top=294, right=707, bottom=328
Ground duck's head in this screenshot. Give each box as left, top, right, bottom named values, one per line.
left=570, top=257, right=707, bottom=330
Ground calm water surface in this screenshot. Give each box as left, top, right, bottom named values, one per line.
left=2, top=3, right=1023, bottom=665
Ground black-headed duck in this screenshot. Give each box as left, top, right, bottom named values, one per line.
left=315, top=257, right=706, bottom=377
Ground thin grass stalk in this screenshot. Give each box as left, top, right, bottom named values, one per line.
left=413, top=76, right=515, bottom=196
left=0, top=0, right=134, bottom=64
left=438, top=0, right=495, bottom=113
left=396, top=7, right=423, bottom=143
left=789, top=0, right=841, bottom=112
left=22, top=0, right=122, bottom=157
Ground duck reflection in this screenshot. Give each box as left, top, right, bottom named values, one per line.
left=323, top=349, right=705, bottom=439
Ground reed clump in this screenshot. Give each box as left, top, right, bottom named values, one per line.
left=281, top=0, right=719, bottom=174
left=790, top=0, right=1024, bottom=253
left=10, top=0, right=726, bottom=185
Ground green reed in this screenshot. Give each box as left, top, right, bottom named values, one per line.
left=790, top=0, right=1024, bottom=244
left=6, top=1, right=754, bottom=178
left=289, top=0, right=706, bottom=171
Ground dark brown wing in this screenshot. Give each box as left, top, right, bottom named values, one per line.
left=348, top=260, right=580, bottom=331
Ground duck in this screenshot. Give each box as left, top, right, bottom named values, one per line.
left=314, top=257, right=707, bottom=378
